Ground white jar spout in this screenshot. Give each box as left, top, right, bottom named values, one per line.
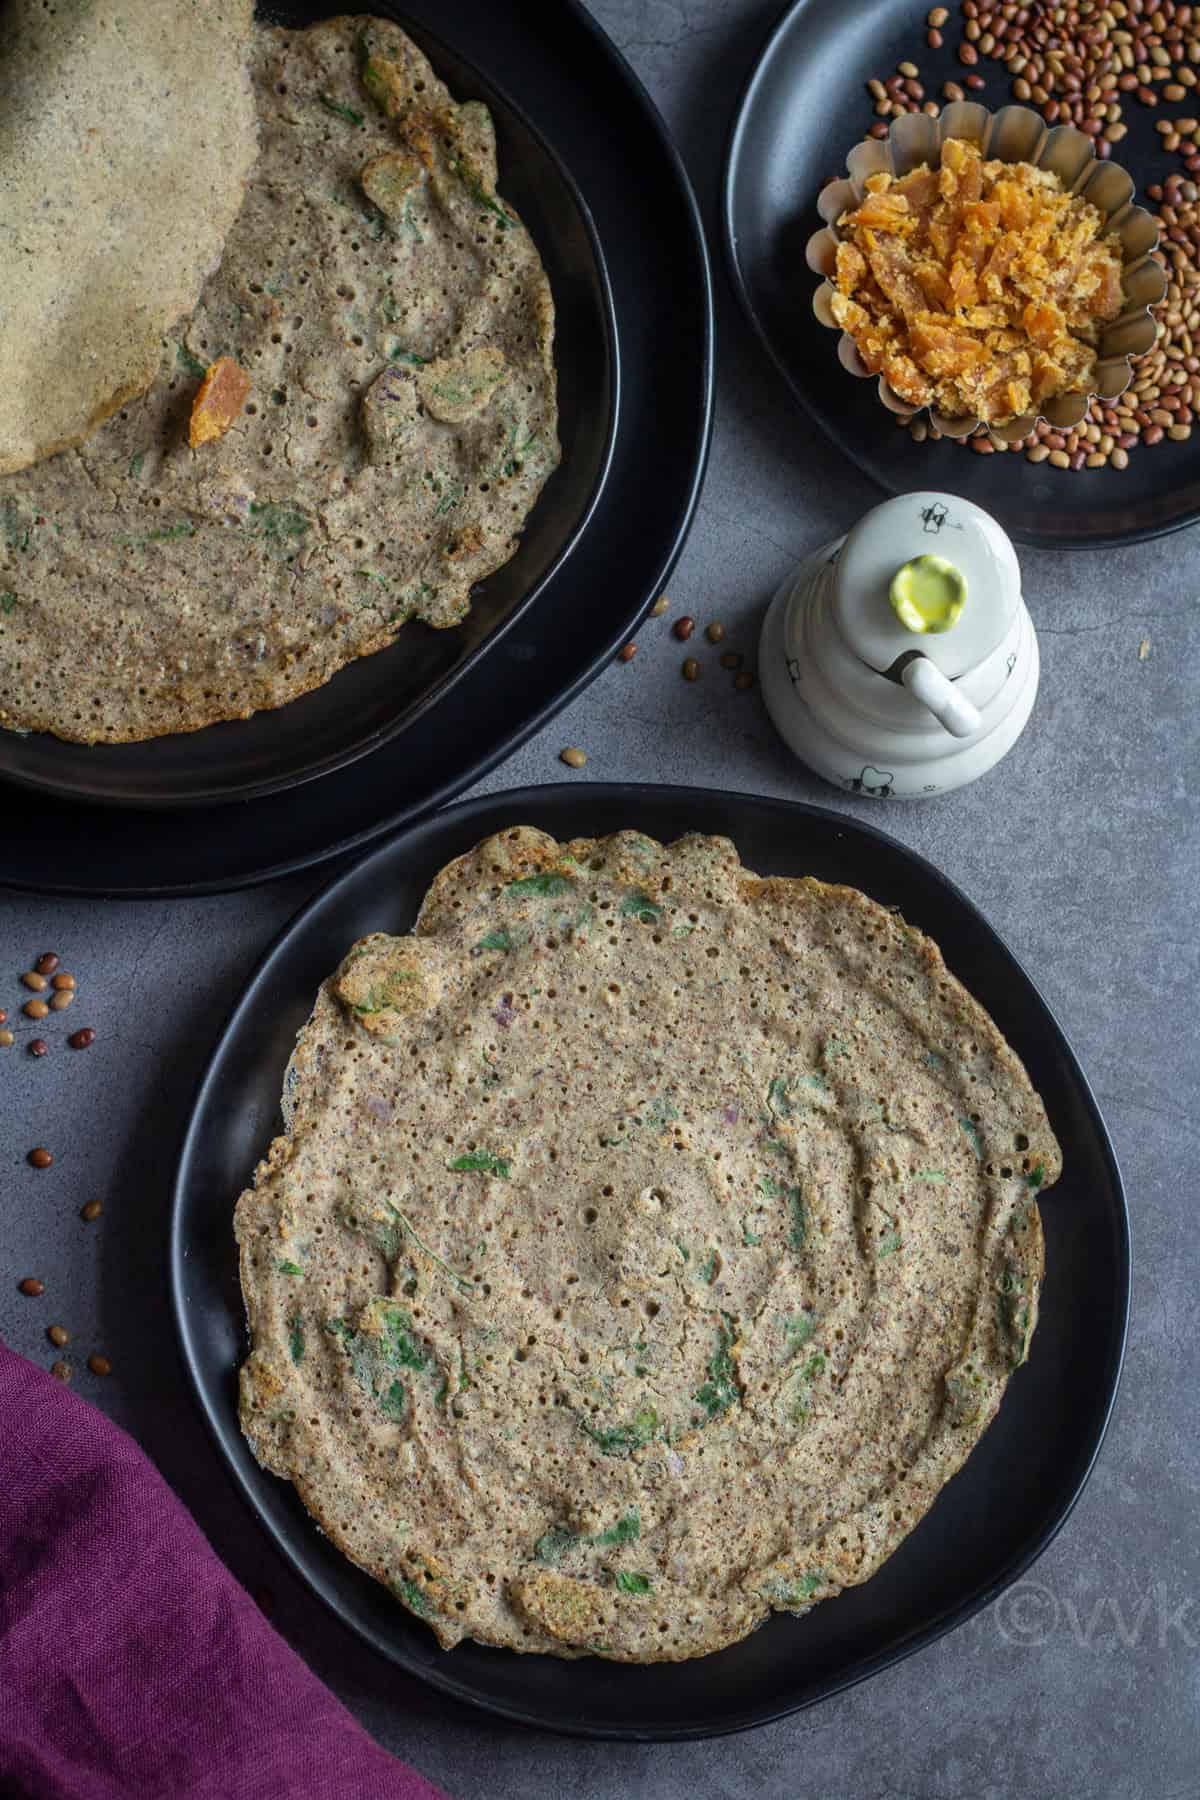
left=899, top=655, right=983, bottom=739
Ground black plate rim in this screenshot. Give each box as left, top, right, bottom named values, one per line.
left=0, top=14, right=623, bottom=812
left=721, top=0, right=1198, bottom=553
left=0, top=0, right=715, bottom=899
left=168, top=781, right=1131, bottom=1741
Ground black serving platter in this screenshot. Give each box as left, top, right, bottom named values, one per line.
left=171, top=784, right=1129, bottom=1741
left=0, top=7, right=618, bottom=811
left=0, top=0, right=712, bottom=880
left=724, top=0, right=1200, bottom=548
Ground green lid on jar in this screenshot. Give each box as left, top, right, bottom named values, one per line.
left=888, top=554, right=967, bottom=635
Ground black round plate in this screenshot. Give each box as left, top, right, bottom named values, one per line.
left=0, top=0, right=712, bottom=884
left=723, top=0, right=1200, bottom=548
left=0, top=6, right=618, bottom=810
left=170, top=783, right=1129, bottom=1741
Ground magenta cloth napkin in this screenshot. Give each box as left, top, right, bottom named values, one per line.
left=0, top=1343, right=451, bottom=1800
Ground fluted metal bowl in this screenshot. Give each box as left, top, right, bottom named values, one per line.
left=807, top=102, right=1166, bottom=442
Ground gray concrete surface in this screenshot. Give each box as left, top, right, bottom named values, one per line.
left=2, top=2, right=1198, bottom=1795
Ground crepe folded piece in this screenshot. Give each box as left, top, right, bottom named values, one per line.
left=0, top=0, right=258, bottom=474
left=0, top=1342, right=449, bottom=1800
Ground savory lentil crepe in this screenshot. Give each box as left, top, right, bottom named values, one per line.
left=0, top=16, right=558, bottom=744
left=0, top=0, right=258, bottom=476
left=236, top=827, right=1060, bottom=1663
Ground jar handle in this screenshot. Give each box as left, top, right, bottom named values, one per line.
left=900, top=656, right=983, bottom=739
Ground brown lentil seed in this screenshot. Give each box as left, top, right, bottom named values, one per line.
left=29, top=1148, right=53, bottom=1168
left=681, top=658, right=700, bottom=681
left=34, top=953, right=60, bottom=976
left=49, top=992, right=74, bottom=1011
left=959, top=43, right=979, bottom=64
left=965, top=73, right=985, bottom=88
left=733, top=670, right=756, bottom=691
left=868, top=121, right=890, bottom=136
left=943, top=79, right=966, bottom=99
left=51, top=972, right=75, bottom=991
left=23, top=998, right=48, bottom=1019
left=21, top=972, right=47, bottom=991
left=1112, top=446, right=1130, bottom=468
left=28, top=1039, right=48, bottom=1057
left=927, top=5, right=948, bottom=24
left=928, top=28, right=943, bottom=47
left=87, top=1354, right=112, bottom=1377
left=705, top=621, right=725, bottom=643
left=0, top=1029, right=13, bottom=1047
left=719, top=651, right=743, bottom=671
left=1026, top=444, right=1051, bottom=462
left=50, top=1361, right=71, bottom=1383
left=559, top=747, right=587, bottom=769
left=672, top=615, right=695, bottom=640
left=650, top=595, right=669, bottom=617
left=47, top=1325, right=69, bottom=1348
left=616, top=641, right=637, bottom=662
left=18, top=1278, right=44, bottom=1297
left=898, top=60, right=919, bottom=77
left=80, top=1199, right=103, bottom=1222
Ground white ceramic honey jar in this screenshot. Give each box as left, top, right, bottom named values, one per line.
left=759, top=491, right=1039, bottom=799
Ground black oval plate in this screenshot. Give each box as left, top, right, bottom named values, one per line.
left=0, top=5, right=619, bottom=809
left=170, top=783, right=1129, bottom=1741
left=0, top=0, right=712, bottom=891
left=724, top=0, right=1200, bottom=548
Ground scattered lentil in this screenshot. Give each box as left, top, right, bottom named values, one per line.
left=47, top=1325, right=70, bottom=1348
left=928, top=5, right=948, bottom=24
left=80, top=1199, right=103, bottom=1222
left=1138, top=636, right=1152, bottom=659
left=28, top=1039, right=48, bottom=1058
left=682, top=657, right=700, bottom=681
left=50, top=1361, right=71, bottom=1383
left=68, top=1027, right=97, bottom=1050
left=559, top=747, right=588, bottom=769
left=734, top=670, right=756, bottom=691
left=87, top=1354, right=113, bottom=1377
left=650, top=594, right=669, bottom=617
left=672, top=615, right=695, bottom=640
left=34, top=953, right=60, bottom=976
left=28, top=1148, right=53, bottom=1168
left=18, top=1278, right=45, bottom=1297
left=705, top=621, right=726, bottom=643
left=0, top=1030, right=13, bottom=1047
left=616, top=642, right=637, bottom=662
left=21, top=971, right=47, bottom=991
left=51, top=973, right=76, bottom=991
left=50, top=992, right=75, bottom=1011
left=23, top=999, right=49, bottom=1019
left=719, top=650, right=744, bottom=671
